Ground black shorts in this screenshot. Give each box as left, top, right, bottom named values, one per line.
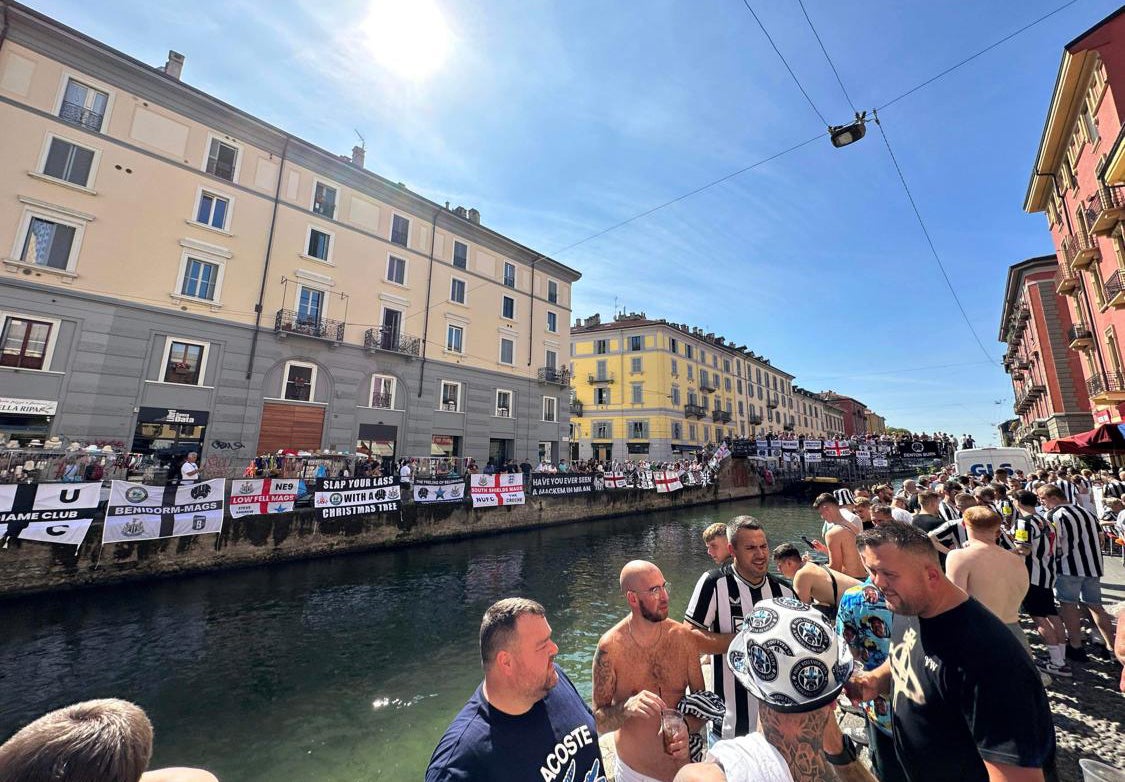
left=1022, top=584, right=1058, bottom=617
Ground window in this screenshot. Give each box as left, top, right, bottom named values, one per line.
left=1081, top=108, right=1099, bottom=145
left=595, top=339, right=608, bottom=354
left=631, top=383, right=643, bottom=404
left=312, top=182, right=337, bottom=219
left=545, top=349, right=558, bottom=369
left=724, top=378, right=732, bottom=391
left=386, top=255, right=407, bottom=284
left=499, top=337, right=514, bottom=365
left=700, top=350, right=706, bottom=364
left=737, top=379, right=743, bottom=394
left=670, top=359, right=678, bottom=376
left=629, top=421, right=648, bottom=439
left=20, top=217, right=76, bottom=270
left=306, top=228, right=332, bottom=261
left=371, top=374, right=396, bottom=409
left=630, top=335, right=643, bottom=351
left=543, top=396, right=557, bottom=422
left=595, top=359, right=608, bottom=380
left=672, top=422, right=682, bottom=439
left=503, top=262, right=516, bottom=288
left=594, top=422, right=612, bottom=439
left=685, top=345, right=694, bottom=359
left=162, top=340, right=206, bottom=385
left=630, top=357, right=642, bottom=373
left=595, top=387, right=611, bottom=405
left=724, top=359, right=731, bottom=373
left=496, top=389, right=513, bottom=417
left=453, top=241, right=468, bottom=269
left=687, top=365, right=694, bottom=380
left=546, top=311, right=558, bottom=333
left=669, top=337, right=678, bottom=354
left=450, top=277, right=466, bottom=304
left=689, top=423, right=697, bottom=440
left=283, top=362, right=316, bottom=401
left=670, top=387, right=680, bottom=405
left=703, top=425, right=711, bottom=441
left=440, top=380, right=462, bottom=411
left=297, top=286, right=324, bottom=322
left=502, top=295, right=516, bottom=319
left=195, top=191, right=229, bottom=230
left=42, top=137, right=95, bottom=187
left=180, top=258, right=219, bottom=301
left=391, top=214, right=410, bottom=247
left=0, top=317, right=52, bottom=369
left=59, top=78, right=107, bottom=132
left=446, top=324, right=464, bottom=353
left=547, top=280, right=558, bottom=303
left=738, top=401, right=745, bottom=415
left=206, top=138, right=238, bottom=182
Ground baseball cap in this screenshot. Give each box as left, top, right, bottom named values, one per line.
left=726, top=597, right=854, bottom=714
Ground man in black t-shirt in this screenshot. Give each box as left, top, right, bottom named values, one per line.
left=844, top=522, right=1055, bottom=782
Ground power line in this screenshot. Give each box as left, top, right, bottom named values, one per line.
left=876, top=0, right=1083, bottom=111
left=873, top=115, right=999, bottom=366
left=796, top=0, right=857, bottom=114
left=739, top=0, right=829, bottom=126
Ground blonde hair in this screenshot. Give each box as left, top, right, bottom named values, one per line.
left=702, top=522, right=728, bottom=543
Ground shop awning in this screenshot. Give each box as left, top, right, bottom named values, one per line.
left=1043, top=422, right=1125, bottom=454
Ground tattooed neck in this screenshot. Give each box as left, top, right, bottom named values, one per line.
left=758, top=704, right=838, bottom=782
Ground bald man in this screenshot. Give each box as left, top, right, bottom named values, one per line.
left=594, top=560, right=705, bottom=782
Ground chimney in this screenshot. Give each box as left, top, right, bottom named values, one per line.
left=453, top=206, right=468, bottom=218
left=163, top=51, right=185, bottom=80
left=467, top=208, right=480, bottom=224
left=351, top=145, right=365, bottom=168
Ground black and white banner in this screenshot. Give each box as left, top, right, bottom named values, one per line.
left=896, top=440, right=942, bottom=458
left=0, top=482, right=100, bottom=546
left=781, top=440, right=799, bottom=450
left=315, top=476, right=400, bottom=519
left=529, top=474, right=595, bottom=496
left=104, top=479, right=226, bottom=544
left=872, top=457, right=889, bottom=468
left=413, top=479, right=465, bottom=504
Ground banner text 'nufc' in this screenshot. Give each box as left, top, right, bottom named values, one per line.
left=0, top=482, right=101, bottom=546
left=104, top=480, right=226, bottom=544
left=470, top=474, right=525, bottom=508
left=229, top=478, right=299, bottom=518
left=529, top=474, right=595, bottom=496
left=413, top=479, right=465, bottom=504
left=315, top=476, right=400, bottom=519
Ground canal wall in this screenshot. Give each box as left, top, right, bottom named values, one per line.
left=0, top=460, right=776, bottom=598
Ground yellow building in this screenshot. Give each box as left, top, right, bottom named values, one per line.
left=568, top=313, right=796, bottom=462
left=865, top=410, right=887, bottom=435
left=793, top=387, right=845, bottom=439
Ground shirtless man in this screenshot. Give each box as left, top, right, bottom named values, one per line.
left=773, top=543, right=861, bottom=614
left=594, top=560, right=703, bottom=782
left=946, top=506, right=1031, bottom=655
left=811, top=493, right=867, bottom=579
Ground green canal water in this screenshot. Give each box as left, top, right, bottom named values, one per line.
left=0, top=496, right=826, bottom=781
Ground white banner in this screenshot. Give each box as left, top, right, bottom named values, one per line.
left=637, top=471, right=655, bottom=490
left=781, top=440, right=799, bottom=450
left=654, top=470, right=683, bottom=493
left=104, top=479, right=225, bottom=544
left=470, top=473, right=525, bottom=507
left=0, top=482, right=100, bottom=546
left=803, top=439, right=822, bottom=451
left=855, top=449, right=871, bottom=459
left=229, top=478, right=299, bottom=517
left=873, top=457, right=889, bottom=468
left=414, top=479, right=465, bottom=503
left=804, top=452, right=823, bottom=464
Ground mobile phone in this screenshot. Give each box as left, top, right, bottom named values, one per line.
left=801, top=535, right=816, bottom=548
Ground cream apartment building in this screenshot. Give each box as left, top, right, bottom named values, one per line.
left=0, top=3, right=579, bottom=465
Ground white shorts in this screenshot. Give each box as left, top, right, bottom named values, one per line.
left=614, top=756, right=666, bottom=782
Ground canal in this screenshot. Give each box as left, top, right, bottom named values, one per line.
left=0, top=496, right=824, bottom=781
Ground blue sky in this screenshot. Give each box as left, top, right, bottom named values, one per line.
left=29, top=0, right=1122, bottom=444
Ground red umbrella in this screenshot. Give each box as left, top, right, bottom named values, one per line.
left=1044, top=423, right=1125, bottom=454
left=1042, top=438, right=1088, bottom=454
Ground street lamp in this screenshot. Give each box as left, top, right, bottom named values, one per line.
left=830, top=111, right=867, bottom=148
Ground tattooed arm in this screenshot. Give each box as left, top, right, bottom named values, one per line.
left=592, top=642, right=664, bottom=732
left=758, top=703, right=838, bottom=782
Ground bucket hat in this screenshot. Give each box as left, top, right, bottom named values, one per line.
left=726, top=597, right=853, bottom=713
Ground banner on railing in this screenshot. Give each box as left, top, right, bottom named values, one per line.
left=654, top=470, right=682, bottom=493
left=804, top=439, right=822, bottom=451
left=781, top=440, right=799, bottom=450
left=529, top=474, right=595, bottom=496
left=104, top=479, right=226, bottom=544
left=804, top=452, right=823, bottom=464
left=896, top=440, right=942, bottom=458
left=603, top=471, right=627, bottom=489
left=873, top=457, right=889, bottom=468
left=229, top=478, right=299, bottom=518
left=637, top=471, right=655, bottom=490
left=314, top=476, right=400, bottom=519
left=0, top=482, right=101, bottom=546
left=823, top=440, right=851, bottom=457
left=413, top=479, right=465, bottom=504
left=855, top=449, right=871, bottom=460
left=470, top=474, right=525, bottom=507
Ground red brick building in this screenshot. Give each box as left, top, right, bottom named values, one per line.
left=819, top=392, right=867, bottom=437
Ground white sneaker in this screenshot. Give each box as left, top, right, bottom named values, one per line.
left=1037, top=660, right=1074, bottom=678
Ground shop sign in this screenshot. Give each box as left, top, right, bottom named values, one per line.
left=0, top=397, right=57, bottom=416
left=138, top=407, right=209, bottom=426
left=1094, top=409, right=1112, bottom=425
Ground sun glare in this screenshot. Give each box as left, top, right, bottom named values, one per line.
left=359, top=0, right=453, bottom=82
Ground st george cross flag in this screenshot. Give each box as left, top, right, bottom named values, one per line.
left=823, top=440, right=851, bottom=457
left=602, top=471, right=627, bottom=489
left=0, top=482, right=100, bottom=546
left=637, top=471, right=655, bottom=490
left=470, top=473, right=525, bottom=508
left=229, top=478, right=299, bottom=518
left=104, top=479, right=225, bottom=544
left=654, top=470, right=683, bottom=493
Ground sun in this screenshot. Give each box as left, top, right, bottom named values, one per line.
left=358, top=0, right=453, bottom=82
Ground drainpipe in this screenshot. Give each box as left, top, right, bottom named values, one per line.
left=0, top=2, right=10, bottom=54
left=525, top=257, right=539, bottom=464
left=415, top=209, right=441, bottom=398
left=246, top=134, right=290, bottom=379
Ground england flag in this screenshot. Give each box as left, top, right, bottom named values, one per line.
left=603, top=471, right=627, bottom=489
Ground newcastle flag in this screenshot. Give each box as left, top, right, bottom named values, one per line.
left=104, top=479, right=225, bottom=544
left=0, top=482, right=100, bottom=546
left=469, top=474, right=525, bottom=508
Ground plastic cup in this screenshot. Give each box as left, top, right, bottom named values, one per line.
left=660, top=709, right=687, bottom=755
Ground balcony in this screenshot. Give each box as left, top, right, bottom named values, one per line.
left=275, top=309, right=344, bottom=342
left=699, top=378, right=718, bottom=393
left=1087, top=371, right=1125, bottom=405
left=569, top=400, right=583, bottom=417
left=1011, top=371, right=1025, bottom=382
left=1017, top=305, right=1030, bottom=321
left=766, top=394, right=779, bottom=409
left=748, top=413, right=763, bottom=425
left=1055, top=265, right=1079, bottom=295
left=1106, top=269, right=1125, bottom=309
left=1085, top=185, right=1125, bottom=235
left=538, top=367, right=572, bottom=387
left=59, top=101, right=104, bottom=132
left=1069, top=323, right=1094, bottom=351
left=364, top=326, right=421, bottom=357
left=711, top=409, right=731, bottom=423
left=684, top=403, right=707, bottom=419
left=1063, top=232, right=1100, bottom=270
left=587, top=372, right=615, bottom=384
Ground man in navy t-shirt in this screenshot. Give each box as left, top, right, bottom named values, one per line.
left=426, top=597, right=605, bottom=782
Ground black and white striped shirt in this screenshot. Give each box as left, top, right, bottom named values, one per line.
left=931, top=518, right=968, bottom=551
left=1102, top=480, right=1125, bottom=499
left=833, top=488, right=855, bottom=506
left=938, top=500, right=961, bottom=522
left=1053, top=479, right=1078, bottom=505
left=1013, top=511, right=1056, bottom=589
left=685, top=567, right=794, bottom=738
left=1046, top=503, right=1104, bottom=578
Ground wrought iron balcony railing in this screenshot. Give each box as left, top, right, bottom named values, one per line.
left=684, top=403, right=707, bottom=419
left=587, top=372, right=615, bottom=384
left=364, top=327, right=421, bottom=357
left=538, top=367, right=571, bottom=387
left=59, top=101, right=104, bottom=132
left=1087, top=370, right=1125, bottom=398
left=275, top=309, right=344, bottom=342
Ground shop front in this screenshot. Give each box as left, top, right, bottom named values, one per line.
left=131, top=407, right=209, bottom=455
left=0, top=396, right=56, bottom=446
left=431, top=434, right=460, bottom=457
left=357, top=423, right=397, bottom=473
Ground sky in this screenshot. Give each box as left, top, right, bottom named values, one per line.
left=26, top=0, right=1124, bottom=445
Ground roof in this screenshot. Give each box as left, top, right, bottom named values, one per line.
left=998, top=255, right=1058, bottom=340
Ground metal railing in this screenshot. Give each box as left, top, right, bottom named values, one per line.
left=569, top=400, right=583, bottom=416
left=684, top=403, right=706, bottom=419
left=587, top=372, right=615, bottom=384
left=364, top=326, right=421, bottom=357
left=747, top=414, right=763, bottom=425
left=1085, top=185, right=1125, bottom=232
left=1068, top=323, right=1093, bottom=345
left=370, top=391, right=393, bottom=409
left=538, top=367, right=571, bottom=386
left=1087, top=370, right=1125, bottom=397
left=275, top=309, right=345, bottom=341
left=59, top=101, right=104, bottom=132
left=1062, top=231, right=1098, bottom=265
left=1105, top=269, right=1125, bottom=303
left=1055, top=264, right=1078, bottom=293
left=699, top=379, right=718, bottom=393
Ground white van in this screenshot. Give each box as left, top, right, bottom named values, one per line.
left=953, top=447, right=1036, bottom=478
